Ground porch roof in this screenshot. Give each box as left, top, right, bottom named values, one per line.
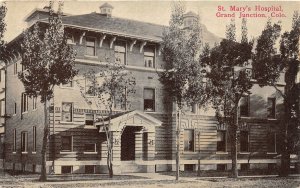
left=95, top=110, right=162, bottom=133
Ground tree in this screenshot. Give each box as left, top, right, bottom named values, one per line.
left=159, top=2, right=208, bottom=180
left=253, top=12, right=300, bottom=177
left=18, top=2, right=77, bottom=181
left=201, top=18, right=253, bottom=178
left=0, top=3, right=7, bottom=61
left=76, top=59, right=135, bottom=178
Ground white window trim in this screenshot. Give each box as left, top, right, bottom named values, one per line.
left=183, top=129, right=195, bottom=152
left=143, top=87, right=156, bottom=112
left=61, top=102, right=74, bottom=123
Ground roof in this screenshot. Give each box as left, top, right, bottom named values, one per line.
left=183, top=11, right=198, bottom=18
left=39, top=12, right=220, bottom=45
left=100, top=3, right=114, bottom=9
left=58, top=13, right=166, bottom=42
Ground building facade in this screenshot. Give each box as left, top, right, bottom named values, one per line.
left=3, top=3, right=287, bottom=174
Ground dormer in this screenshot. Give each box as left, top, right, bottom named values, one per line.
left=100, top=3, right=114, bottom=17
left=183, top=11, right=198, bottom=28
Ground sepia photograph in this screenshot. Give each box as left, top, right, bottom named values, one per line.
left=0, top=0, right=299, bottom=187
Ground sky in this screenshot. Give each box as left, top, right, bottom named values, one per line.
left=2, top=1, right=300, bottom=42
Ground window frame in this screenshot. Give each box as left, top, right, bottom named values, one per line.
left=240, top=131, right=249, bottom=153
left=21, top=93, right=28, bottom=113
left=114, top=40, right=127, bottom=65
left=85, top=113, right=95, bottom=126
left=217, top=130, right=227, bottom=152
left=267, top=97, right=276, bottom=119
left=240, top=95, right=250, bottom=117
left=183, top=129, right=195, bottom=152
left=13, top=129, right=16, bottom=152
left=85, top=37, right=96, bottom=56
left=32, top=97, right=37, bottom=110
left=61, top=102, right=73, bottom=122
left=143, top=88, right=155, bottom=112
left=144, top=45, right=156, bottom=68
left=21, top=131, right=28, bottom=153
left=267, top=132, right=277, bottom=154
left=13, top=63, right=18, bottom=75
left=84, top=143, right=97, bottom=154
left=61, top=136, right=73, bottom=152
left=33, top=126, right=36, bottom=152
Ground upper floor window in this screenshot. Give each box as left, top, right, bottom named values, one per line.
left=144, top=88, right=155, bottom=111
left=240, top=131, right=249, bottom=152
left=144, top=45, right=155, bottom=68
left=240, top=96, right=249, bottom=117
left=114, top=41, right=126, bottom=65
left=33, top=126, right=36, bottom=152
left=0, top=100, right=5, bottom=117
left=217, top=130, right=226, bottom=152
left=66, top=34, right=75, bottom=44
left=61, top=102, right=73, bottom=122
left=184, top=129, right=194, bottom=152
left=13, top=63, right=18, bottom=75
left=13, top=129, right=16, bottom=152
left=85, top=113, right=94, bottom=126
left=267, top=97, right=276, bottom=119
left=86, top=37, right=96, bottom=56
left=33, top=97, right=37, bottom=110
left=61, top=136, right=72, bottom=152
left=21, top=131, right=28, bottom=153
left=21, top=93, right=28, bottom=113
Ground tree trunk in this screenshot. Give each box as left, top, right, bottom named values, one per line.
left=280, top=102, right=291, bottom=177
left=231, top=101, right=238, bottom=178
left=39, top=99, right=49, bottom=181
left=176, top=109, right=180, bottom=181
left=107, top=131, right=114, bottom=178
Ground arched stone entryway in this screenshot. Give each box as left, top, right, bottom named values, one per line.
left=95, top=110, right=162, bottom=173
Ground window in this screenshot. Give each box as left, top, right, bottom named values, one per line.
left=14, top=102, right=17, bottom=115
left=144, top=45, right=155, bottom=68
left=184, top=164, right=194, bottom=171
left=217, top=130, right=226, bottom=152
left=184, top=129, right=194, bottom=152
left=0, top=100, right=4, bottom=116
left=61, top=136, right=72, bottom=151
left=240, top=96, right=249, bottom=117
left=21, top=131, right=28, bottom=153
left=66, top=35, right=74, bottom=44
left=85, top=75, right=96, bottom=96
left=241, top=163, right=249, bottom=171
left=13, top=63, right=17, bottom=75
left=114, top=41, right=126, bottom=64
left=85, top=165, right=95, bottom=174
left=33, top=97, right=37, bottom=110
left=33, top=126, right=36, bottom=152
left=13, top=129, right=16, bottom=152
left=61, top=102, right=73, bottom=122
left=86, top=37, right=96, bottom=56
left=61, top=166, right=72, bottom=174
left=267, top=97, right=276, bottom=118
left=268, top=133, right=277, bottom=153
left=62, top=81, right=73, bottom=88
left=85, top=114, right=94, bottom=126
left=21, top=93, right=28, bottom=113
left=240, top=131, right=249, bottom=152
left=144, top=88, right=155, bottom=111
left=84, top=143, right=96, bottom=152
left=217, top=164, right=227, bottom=171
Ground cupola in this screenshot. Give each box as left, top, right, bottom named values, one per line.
left=183, top=11, right=199, bottom=28
left=100, top=2, right=113, bottom=17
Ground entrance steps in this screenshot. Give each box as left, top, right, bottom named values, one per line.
left=120, top=161, right=146, bottom=173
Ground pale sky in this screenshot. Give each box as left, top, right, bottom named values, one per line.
left=2, top=1, right=300, bottom=42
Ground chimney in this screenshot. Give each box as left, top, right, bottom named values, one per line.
left=99, top=2, right=113, bottom=17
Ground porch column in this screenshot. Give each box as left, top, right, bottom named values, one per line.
left=146, top=132, right=155, bottom=161
left=135, top=131, right=143, bottom=160
left=112, top=131, right=121, bottom=174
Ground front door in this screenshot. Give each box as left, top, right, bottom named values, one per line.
left=121, top=127, right=136, bottom=161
